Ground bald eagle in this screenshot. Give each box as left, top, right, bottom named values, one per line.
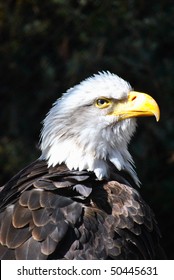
left=0, top=72, right=164, bottom=260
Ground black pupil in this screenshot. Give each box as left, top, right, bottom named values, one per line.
left=98, top=99, right=106, bottom=105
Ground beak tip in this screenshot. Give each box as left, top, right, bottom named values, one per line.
left=154, top=108, right=160, bottom=122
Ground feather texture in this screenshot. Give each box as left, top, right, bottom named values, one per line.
left=0, top=72, right=164, bottom=259
left=0, top=160, right=163, bottom=259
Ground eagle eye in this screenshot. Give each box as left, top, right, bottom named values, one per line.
left=95, top=98, right=111, bottom=109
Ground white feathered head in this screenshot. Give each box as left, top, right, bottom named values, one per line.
left=40, top=72, right=160, bottom=185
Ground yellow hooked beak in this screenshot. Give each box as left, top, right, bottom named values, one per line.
left=110, top=91, right=160, bottom=121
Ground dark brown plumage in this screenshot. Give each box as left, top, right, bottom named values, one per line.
left=0, top=160, right=163, bottom=259
left=0, top=72, right=164, bottom=259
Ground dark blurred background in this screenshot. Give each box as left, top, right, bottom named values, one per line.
left=0, top=0, right=174, bottom=259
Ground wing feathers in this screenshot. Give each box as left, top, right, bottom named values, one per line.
left=0, top=160, right=163, bottom=259
left=15, top=238, right=47, bottom=260
left=0, top=206, right=31, bottom=249
left=13, top=203, right=32, bottom=228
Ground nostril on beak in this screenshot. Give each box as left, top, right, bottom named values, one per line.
left=131, top=96, right=136, bottom=101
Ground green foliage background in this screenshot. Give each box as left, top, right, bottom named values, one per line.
left=0, top=0, right=174, bottom=258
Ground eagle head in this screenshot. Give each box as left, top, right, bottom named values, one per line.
left=40, top=72, right=160, bottom=185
